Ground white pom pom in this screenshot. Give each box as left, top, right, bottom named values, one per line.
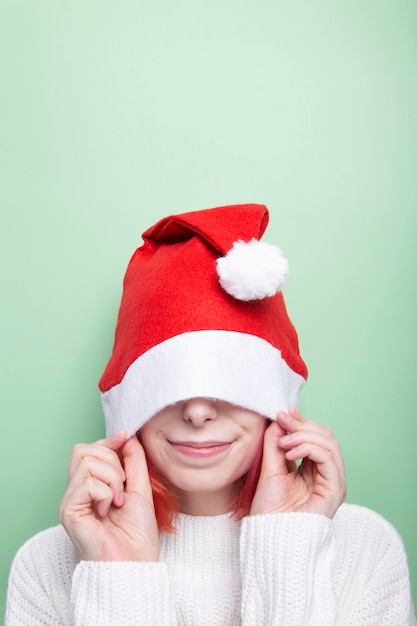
left=216, top=238, right=289, bottom=301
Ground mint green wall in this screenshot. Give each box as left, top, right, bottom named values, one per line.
left=1, top=0, right=416, bottom=618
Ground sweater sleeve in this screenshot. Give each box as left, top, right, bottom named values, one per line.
left=239, top=512, right=337, bottom=625
left=5, top=526, right=178, bottom=626
left=239, top=506, right=416, bottom=626
left=334, top=505, right=416, bottom=625
left=6, top=527, right=74, bottom=626
left=71, top=561, right=177, bottom=625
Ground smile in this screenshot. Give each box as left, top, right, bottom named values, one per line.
left=169, top=441, right=232, bottom=458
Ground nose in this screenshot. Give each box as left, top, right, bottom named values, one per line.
left=182, top=398, right=218, bottom=426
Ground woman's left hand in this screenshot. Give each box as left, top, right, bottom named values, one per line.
left=250, top=408, right=346, bottom=518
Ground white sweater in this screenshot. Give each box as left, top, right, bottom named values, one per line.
left=5, top=503, right=416, bottom=625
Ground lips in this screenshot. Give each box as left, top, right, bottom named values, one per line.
left=171, top=440, right=230, bottom=448
left=169, top=440, right=232, bottom=458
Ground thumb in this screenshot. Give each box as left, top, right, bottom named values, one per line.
left=259, top=420, right=288, bottom=478
left=121, top=436, right=154, bottom=502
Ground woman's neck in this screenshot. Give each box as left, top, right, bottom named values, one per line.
left=174, top=484, right=239, bottom=516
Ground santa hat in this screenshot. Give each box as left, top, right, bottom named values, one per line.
left=99, top=203, right=308, bottom=437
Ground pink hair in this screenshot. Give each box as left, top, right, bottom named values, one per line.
left=138, top=420, right=270, bottom=533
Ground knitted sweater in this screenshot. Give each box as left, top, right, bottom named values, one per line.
left=5, top=503, right=416, bottom=625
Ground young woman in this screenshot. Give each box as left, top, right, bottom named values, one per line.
left=6, top=204, right=415, bottom=625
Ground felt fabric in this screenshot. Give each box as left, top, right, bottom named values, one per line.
left=99, top=203, right=308, bottom=436
left=143, top=203, right=269, bottom=254
left=101, top=330, right=305, bottom=437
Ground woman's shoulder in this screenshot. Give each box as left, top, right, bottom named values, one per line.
left=14, top=523, right=76, bottom=556
left=10, top=524, right=79, bottom=583
left=7, top=525, right=79, bottom=624
left=331, top=504, right=415, bottom=622
left=333, top=502, right=408, bottom=565
left=334, top=502, right=405, bottom=538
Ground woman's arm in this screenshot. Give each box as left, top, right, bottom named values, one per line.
left=58, top=431, right=159, bottom=562
left=6, top=433, right=178, bottom=626
left=240, top=511, right=337, bottom=625
left=5, top=527, right=178, bottom=626
left=241, top=409, right=415, bottom=625
left=240, top=505, right=416, bottom=625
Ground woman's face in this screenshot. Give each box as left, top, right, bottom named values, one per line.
left=139, top=398, right=266, bottom=515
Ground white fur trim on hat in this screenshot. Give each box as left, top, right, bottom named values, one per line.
left=101, top=330, right=306, bottom=437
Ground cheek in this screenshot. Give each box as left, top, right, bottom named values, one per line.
left=137, top=427, right=160, bottom=465
left=137, top=431, right=168, bottom=481
left=239, top=441, right=261, bottom=473
left=239, top=422, right=267, bottom=471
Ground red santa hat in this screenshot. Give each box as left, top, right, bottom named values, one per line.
left=99, top=203, right=308, bottom=436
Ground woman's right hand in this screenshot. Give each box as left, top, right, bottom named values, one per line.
left=58, top=431, right=160, bottom=562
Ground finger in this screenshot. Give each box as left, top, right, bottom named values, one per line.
left=68, top=430, right=127, bottom=480
left=277, top=410, right=336, bottom=441
left=60, top=476, right=115, bottom=523
left=283, top=409, right=346, bottom=512
left=279, top=429, right=339, bottom=454
left=68, top=445, right=126, bottom=485
left=284, top=441, right=333, bottom=464
left=278, top=418, right=345, bottom=472
left=258, top=421, right=288, bottom=478
left=120, top=436, right=153, bottom=501
left=285, top=441, right=345, bottom=490
left=85, top=429, right=128, bottom=453
left=288, top=406, right=305, bottom=421
left=65, top=456, right=126, bottom=517
left=81, top=457, right=126, bottom=507
left=276, top=410, right=303, bottom=436
left=288, top=406, right=304, bottom=421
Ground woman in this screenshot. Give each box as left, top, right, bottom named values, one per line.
left=6, top=203, right=415, bottom=624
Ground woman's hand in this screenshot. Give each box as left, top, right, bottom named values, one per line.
left=250, top=408, right=346, bottom=518
left=59, top=431, right=160, bottom=562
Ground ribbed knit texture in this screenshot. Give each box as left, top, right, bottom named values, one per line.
left=5, top=504, right=416, bottom=625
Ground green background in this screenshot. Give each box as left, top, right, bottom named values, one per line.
left=1, top=0, right=416, bottom=619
